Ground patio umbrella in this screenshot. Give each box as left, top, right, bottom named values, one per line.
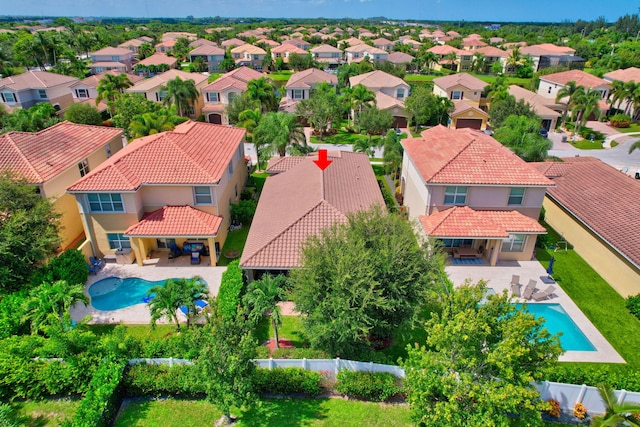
left=546, top=256, right=555, bottom=277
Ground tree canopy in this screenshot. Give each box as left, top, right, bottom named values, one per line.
left=290, top=207, right=444, bottom=359
left=489, top=95, right=538, bottom=129
left=493, top=115, right=552, bottom=162
left=295, top=81, right=342, bottom=139
left=403, top=281, right=563, bottom=427
left=63, top=103, right=103, bottom=126
left=404, top=86, right=454, bottom=131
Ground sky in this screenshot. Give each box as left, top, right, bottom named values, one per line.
left=1, top=0, right=636, bottom=23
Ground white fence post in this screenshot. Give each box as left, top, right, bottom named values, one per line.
left=369, top=361, right=374, bottom=372
left=618, top=389, right=627, bottom=405
left=335, top=357, right=341, bottom=374
left=576, top=384, right=587, bottom=404
left=268, top=358, right=274, bottom=370
left=169, top=357, right=173, bottom=368
left=302, top=358, right=307, bottom=371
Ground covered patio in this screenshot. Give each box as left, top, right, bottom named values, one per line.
left=124, top=205, right=224, bottom=267
left=420, top=206, right=546, bottom=266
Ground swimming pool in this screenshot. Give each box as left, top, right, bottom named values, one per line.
left=88, top=277, right=207, bottom=311
left=515, top=303, right=596, bottom=352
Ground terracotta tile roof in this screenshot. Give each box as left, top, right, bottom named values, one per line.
left=189, top=45, right=225, bottom=56
left=344, top=37, right=364, bottom=46
left=0, top=70, right=78, bottom=91
left=433, top=72, right=488, bottom=91
left=531, top=157, right=640, bottom=269
left=419, top=206, right=545, bottom=238
left=520, top=44, right=575, bottom=57
left=261, top=39, right=281, bottom=47
left=221, top=38, right=245, bottom=47
left=0, top=121, right=122, bottom=184
left=189, top=38, right=217, bottom=48
left=70, top=71, right=144, bottom=89
left=474, top=46, right=508, bottom=57
left=345, top=44, right=387, bottom=55
left=349, top=70, right=407, bottom=91
left=241, top=151, right=384, bottom=269
left=266, top=156, right=307, bottom=173
left=463, top=39, right=488, bottom=47
left=387, top=52, right=415, bottom=64
left=451, top=100, right=488, bottom=117
left=285, top=68, right=337, bottom=89
left=127, top=69, right=208, bottom=92
left=402, top=125, right=554, bottom=186
left=136, top=53, right=178, bottom=67
left=540, top=70, right=610, bottom=89
left=372, top=37, right=393, bottom=45
left=124, top=205, right=223, bottom=237
left=310, top=44, right=342, bottom=54
left=507, top=85, right=561, bottom=118
left=427, top=45, right=464, bottom=55
left=89, top=62, right=127, bottom=68
left=231, top=44, right=267, bottom=55
left=118, top=39, right=144, bottom=48
left=222, top=66, right=264, bottom=83
left=271, top=43, right=307, bottom=54
left=604, top=67, right=640, bottom=83
left=203, top=75, right=247, bottom=92
left=89, top=46, right=132, bottom=56
left=375, top=91, right=405, bottom=111
left=68, top=121, right=245, bottom=192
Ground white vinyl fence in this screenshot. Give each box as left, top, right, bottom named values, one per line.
left=127, top=358, right=640, bottom=415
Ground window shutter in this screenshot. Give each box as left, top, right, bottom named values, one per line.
left=461, top=91, right=464, bottom=99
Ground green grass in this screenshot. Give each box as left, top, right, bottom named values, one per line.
left=8, top=398, right=80, bottom=427
left=570, top=139, right=603, bottom=150
left=616, top=123, right=640, bottom=133
left=115, top=398, right=412, bottom=426
left=611, top=141, right=619, bottom=148
left=310, top=128, right=381, bottom=146
left=207, top=73, right=221, bottom=83
left=250, top=171, right=269, bottom=192
left=535, top=245, right=640, bottom=367
left=218, top=226, right=250, bottom=266
left=269, top=71, right=293, bottom=82
left=86, top=324, right=177, bottom=340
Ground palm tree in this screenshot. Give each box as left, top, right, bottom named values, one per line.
left=421, top=52, right=438, bottom=74
left=180, top=277, right=209, bottom=329
left=505, top=47, right=525, bottom=74
left=246, top=77, right=277, bottom=113
left=96, top=73, right=133, bottom=117
left=351, top=84, right=376, bottom=130
left=445, top=51, right=458, bottom=72
left=237, top=108, right=262, bottom=133
left=129, top=112, right=177, bottom=139
left=590, top=383, right=640, bottom=427
left=471, top=52, right=486, bottom=73
left=254, top=112, right=306, bottom=157
left=23, top=280, right=88, bottom=335
left=337, top=63, right=360, bottom=88
left=148, top=279, right=186, bottom=330
left=243, top=274, right=287, bottom=349
left=382, top=130, right=403, bottom=180
left=160, top=77, right=200, bottom=117
left=572, top=87, right=602, bottom=133
left=353, top=138, right=376, bottom=157
left=623, top=81, right=640, bottom=117
left=555, top=81, right=581, bottom=129
left=138, top=42, right=154, bottom=60
left=608, top=80, right=627, bottom=114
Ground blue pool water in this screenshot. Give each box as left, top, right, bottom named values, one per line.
left=515, top=303, right=596, bottom=352
left=88, top=277, right=207, bottom=311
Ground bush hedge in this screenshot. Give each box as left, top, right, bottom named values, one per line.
left=64, top=361, right=125, bottom=427
left=335, top=370, right=403, bottom=402
left=253, top=368, right=322, bottom=396
left=230, top=199, right=257, bottom=224
left=123, top=363, right=203, bottom=397
left=626, top=294, right=640, bottom=320
left=609, top=113, right=632, bottom=128
left=546, top=364, right=640, bottom=392
left=30, top=249, right=88, bottom=287
left=217, top=260, right=245, bottom=319
left=376, top=177, right=397, bottom=213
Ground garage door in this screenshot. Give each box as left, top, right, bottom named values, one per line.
left=393, top=116, right=408, bottom=128
left=208, top=114, right=222, bottom=125
left=456, top=119, right=482, bottom=129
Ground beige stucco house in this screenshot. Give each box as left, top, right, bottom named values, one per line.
left=310, top=44, right=343, bottom=69
left=433, top=73, right=489, bottom=130
left=201, top=67, right=264, bottom=125
left=344, top=44, right=388, bottom=64
left=0, top=70, right=78, bottom=113
left=401, top=125, right=553, bottom=265
left=350, top=70, right=411, bottom=128
left=231, top=44, right=267, bottom=70
left=0, top=122, right=124, bottom=250
left=88, top=47, right=135, bottom=74
left=67, top=121, right=248, bottom=266
left=508, top=85, right=562, bottom=131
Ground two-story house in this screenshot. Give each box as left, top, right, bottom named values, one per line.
left=310, top=44, right=343, bottom=69
left=372, top=37, right=394, bottom=51
left=538, top=69, right=611, bottom=118
left=69, top=71, right=144, bottom=112
left=88, top=47, right=135, bottom=74
left=0, top=122, right=124, bottom=250
left=427, top=45, right=465, bottom=72
left=286, top=38, right=311, bottom=51
left=519, top=44, right=583, bottom=72
left=432, top=73, right=489, bottom=130
left=344, top=44, right=388, bottom=64
left=0, top=70, right=78, bottom=113
left=271, top=43, right=307, bottom=63
left=155, top=40, right=175, bottom=54
left=67, top=121, right=247, bottom=266
left=279, top=68, right=337, bottom=113
left=507, top=85, right=561, bottom=131
left=125, top=69, right=209, bottom=119
left=118, top=38, right=145, bottom=54
left=400, top=125, right=553, bottom=266
left=189, top=45, right=226, bottom=72
left=231, top=44, right=267, bottom=70
left=349, top=70, right=411, bottom=128
left=202, top=66, right=265, bottom=125
left=134, top=53, right=178, bottom=77
left=474, top=46, right=508, bottom=73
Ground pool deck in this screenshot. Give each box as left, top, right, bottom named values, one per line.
left=70, top=262, right=226, bottom=325
left=446, top=260, right=624, bottom=363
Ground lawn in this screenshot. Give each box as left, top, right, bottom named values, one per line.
left=114, top=397, right=412, bottom=426
left=616, top=123, right=640, bottom=133
left=309, top=128, right=381, bottom=146
left=218, top=226, right=250, bottom=266
left=270, top=71, right=293, bottom=82
left=87, top=324, right=177, bottom=340
left=8, top=398, right=80, bottom=426
left=249, top=171, right=269, bottom=192
left=570, top=139, right=603, bottom=150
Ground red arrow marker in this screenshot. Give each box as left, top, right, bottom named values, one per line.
left=313, top=149, right=332, bottom=171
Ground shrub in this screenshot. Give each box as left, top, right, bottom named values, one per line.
left=335, top=370, right=402, bottom=402
left=376, top=177, right=397, bottom=213
left=546, top=399, right=561, bottom=418
left=230, top=199, right=257, bottom=223
left=216, top=260, right=245, bottom=319
left=626, top=294, right=640, bottom=320
left=609, top=113, right=632, bottom=128
left=578, top=127, right=605, bottom=141
left=547, top=364, right=640, bottom=392
left=65, top=361, right=125, bottom=427
left=31, top=249, right=88, bottom=287
left=573, top=402, right=587, bottom=420
left=123, top=363, right=203, bottom=397
left=271, top=347, right=328, bottom=359
left=253, top=368, right=322, bottom=396
left=0, top=290, right=29, bottom=339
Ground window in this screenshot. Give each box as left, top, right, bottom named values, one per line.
left=107, top=233, right=131, bottom=250
left=156, top=238, right=176, bottom=249
left=502, top=234, right=525, bottom=252
left=157, top=91, right=167, bottom=102
left=78, top=159, right=89, bottom=177
left=1, top=92, right=16, bottom=103
left=37, top=89, right=47, bottom=99
left=451, top=90, right=463, bottom=100
left=332, top=52, right=340, bottom=58
left=105, top=144, right=112, bottom=158
left=75, top=88, right=89, bottom=98
left=293, top=89, right=303, bottom=100
left=444, top=186, right=467, bottom=205
left=194, top=186, right=213, bottom=205
left=461, top=65, right=469, bottom=70
left=440, top=238, right=473, bottom=248
left=462, top=55, right=471, bottom=61
left=508, top=188, right=525, bottom=206
left=228, top=92, right=236, bottom=102
left=253, top=55, right=259, bottom=60
left=396, top=88, right=405, bottom=99
left=87, top=193, right=124, bottom=212
left=227, top=159, right=235, bottom=178
left=95, top=67, right=103, bottom=73
left=207, top=92, right=219, bottom=102
left=90, top=56, right=97, bottom=62
left=234, top=184, right=238, bottom=198
left=111, top=56, right=120, bottom=62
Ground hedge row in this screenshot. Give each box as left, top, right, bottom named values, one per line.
left=123, top=363, right=204, bottom=397
left=216, top=260, right=245, bottom=318
left=64, top=361, right=125, bottom=427
left=254, top=368, right=322, bottom=396
left=546, top=364, right=640, bottom=392
left=335, top=370, right=404, bottom=402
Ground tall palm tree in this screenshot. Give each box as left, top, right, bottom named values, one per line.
left=245, top=77, right=277, bottom=113
left=572, top=87, right=602, bottom=133
left=237, top=108, right=262, bottom=133
left=471, top=52, right=486, bottom=73
left=505, top=47, right=525, bottom=74
left=23, top=280, right=88, bottom=335
left=160, top=77, right=200, bottom=117
left=623, top=81, right=640, bottom=117
left=421, top=51, right=438, bottom=74
left=590, top=383, right=640, bottom=427
left=180, top=277, right=209, bottom=329
left=382, top=130, right=403, bottom=180
left=129, top=112, right=177, bottom=139
left=351, top=84, right=376, bottom=129
left=337, top=63, right=360, bottom=88
left=138, top=42, right=154, bottom=60
left=254, top=111, right=306, bottom=157
left=608, top=80, right=627, bottom=113
left=445, top=51, right=458, bottom=72
left=148, top=279, right=185, bottom=330
left=243, top=274, right=287, bottom=349
left=555, top=81, right=581, bottom=129
left=96, top=73, right=133, bottom=117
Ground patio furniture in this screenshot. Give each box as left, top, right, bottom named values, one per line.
left=169, top=244, right=183, bottom=260
left=532, top=286, right=556, bottom=301
left=453, top=247, right=480, bottom=259
left=86, top=263, right=99, bottom=275
left=90, top=256, right=104, bottom=269
left=510, top=274, right=521, bottom=297
left=522, top=279, right=537, bottom=300
left=191, top=251, right=201, bottom=265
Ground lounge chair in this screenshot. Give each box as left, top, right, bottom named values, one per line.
left=86, top=263, right=98, bottom=275
left=190, top=251, right=201, bottom=265
left=90, top=256, right=104, bottom=269
left=510, top=275, right=521, bottom=297
left=532, top=286, right=556, bottom=301
left=522, top=279, right=537, bottom=300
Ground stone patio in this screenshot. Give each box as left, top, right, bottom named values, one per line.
left=446, top=260, right=624, bottom=363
